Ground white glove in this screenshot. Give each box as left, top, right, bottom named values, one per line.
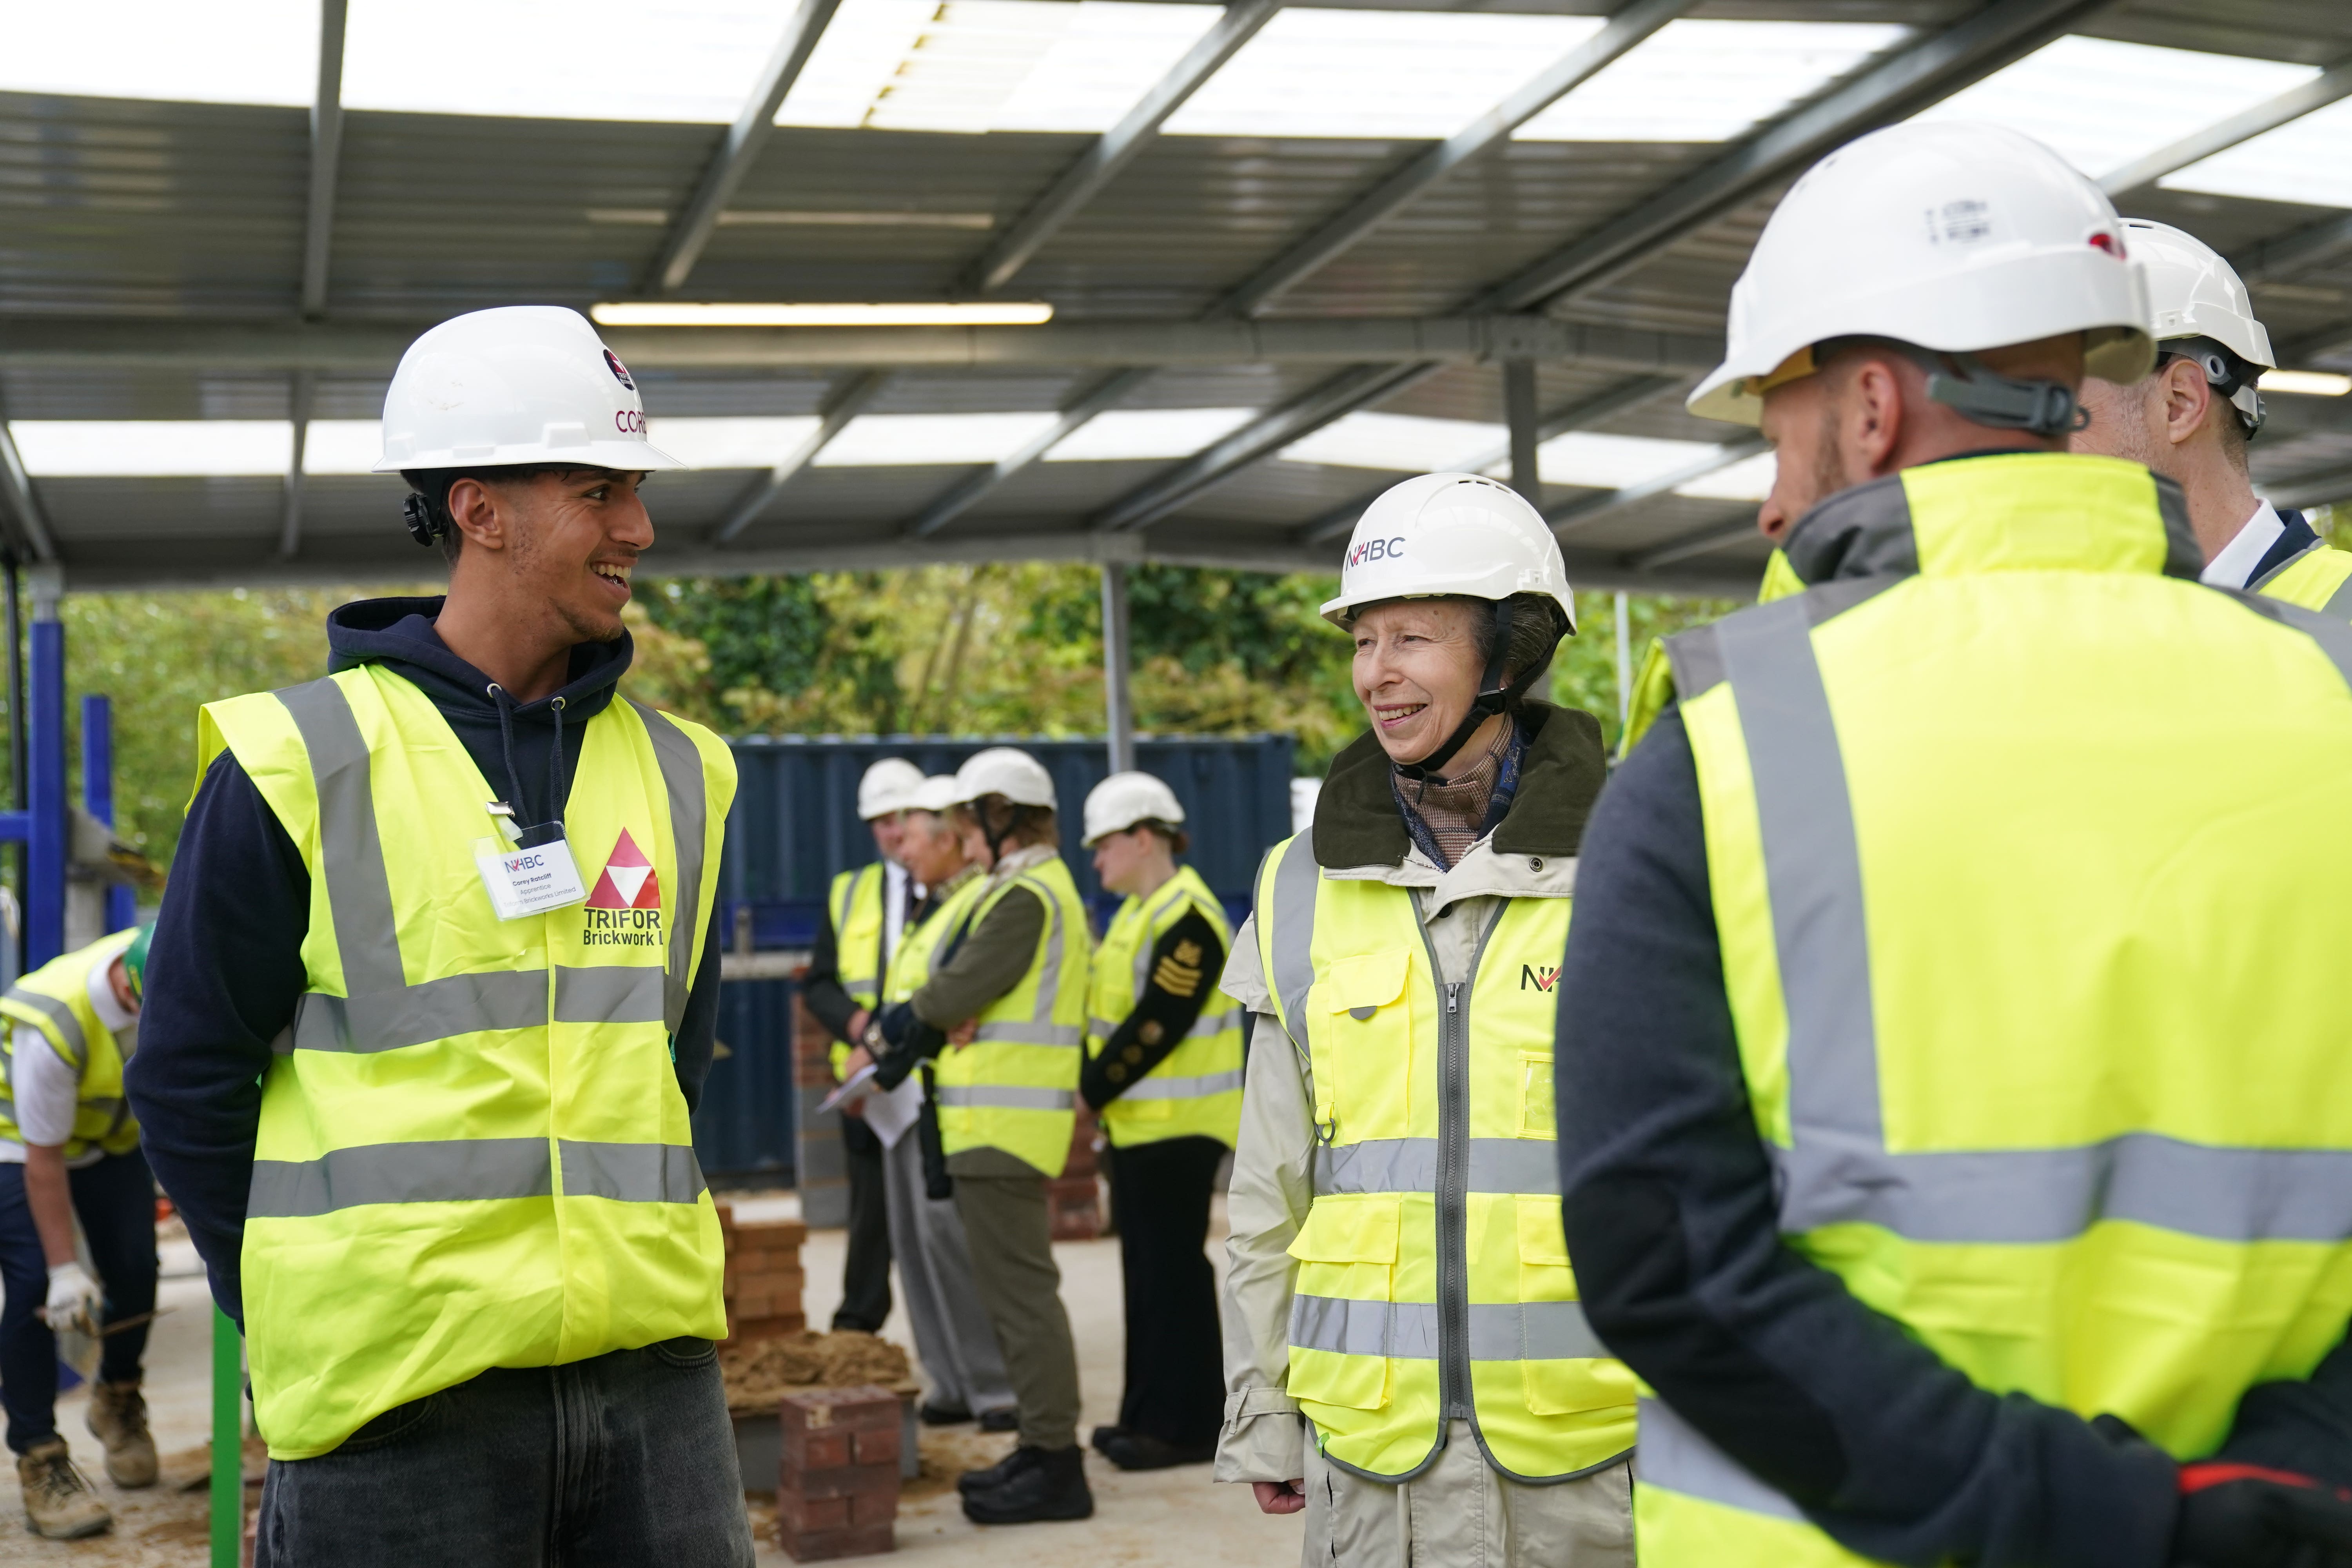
left=41, top=1261, right=100, bottom=1334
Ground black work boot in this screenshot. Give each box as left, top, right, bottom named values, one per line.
left=1097, top=1429, right=1216, bottom=1471
left=961, top=1445, right=1094, bottom=1524
left=957, top=1443, right=1037, bottom=1496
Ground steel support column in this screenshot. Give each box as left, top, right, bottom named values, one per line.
left=82, top=695, right=132, bottom=933
left=25, top=569, right=62, bottom=969
left=1504, top=360, right=1542, bottom=505
left=301, top=0, right=350, bottom=317
left=1101, top=563, right=1136, bottom=774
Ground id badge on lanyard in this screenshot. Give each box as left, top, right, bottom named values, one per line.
left=474, top=805, right=587, bottom=920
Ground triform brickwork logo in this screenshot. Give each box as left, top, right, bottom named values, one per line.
left=583, top=829, right=664, bottom=947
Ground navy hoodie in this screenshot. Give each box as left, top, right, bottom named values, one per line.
left=126, top=597, right=726, bottom=1325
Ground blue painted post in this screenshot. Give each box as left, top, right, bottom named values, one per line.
left=81, top=695, right=133, bottom=933
left=25, top=578, right=63, bottom=969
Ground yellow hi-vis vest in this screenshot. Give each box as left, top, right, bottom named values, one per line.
left=1635, top=453, right=2352, bottom=1566
left=2252, top=536, right=2352, bottom=618
left=929, top=856, right=1091, bottom=1178
left=198, top=665, right=733, bottom=1460
left=1252, top=835, right=1636, bottom=1483
left=1084, top=863, right=1243, bottom=1149
left=0, top=929, right=142, bottom=1162
left=1618, top=546, right=1806, bottom=761
left=826, top=863, right=888, bottom=1079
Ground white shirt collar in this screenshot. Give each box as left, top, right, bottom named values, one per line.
left=2200, top=499, right=2287, bottom=590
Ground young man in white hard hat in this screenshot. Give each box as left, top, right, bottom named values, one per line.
left=853, top=775, right=1020, bottom=1435
left=0, top=924, right=162, bottom=1539
left=1555, top=120, right=2352, bottom=1568
left=803, top=757, right=926, bottom=1338
left=1217, top=472, right=1635, bottom=1567
left=842, top=747, right=1095, bottom=1524
left=127, top=306, right=751, bottom=1564
left=1076, top=771, right=1242, bottom=1474
left=2071, top=218, right=2348, bottom=609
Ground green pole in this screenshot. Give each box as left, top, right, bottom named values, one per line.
left=210, top=1305, right=241, bottom=1568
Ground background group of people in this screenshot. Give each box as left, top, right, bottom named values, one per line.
left=806, top=751, right=1245, bottom=1524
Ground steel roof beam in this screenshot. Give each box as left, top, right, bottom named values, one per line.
left=1546, top=434, right=1770, bottom=534
left=648, top=0, right=845, bottom=296
left=965, top=0, right=1283, bottom=296
left=1469, top=0, right=2106, bottom=314
left=1627, top=517, right=1757, bottom=572
left=301, top=0, right=350, bottom=317
left=906, top=368, right=1152, bottom=539
left=2098, top=61, right=2352, bottom=198
left=2263, top=460, right=2352, bottom=512
left=2234, top=211, right=2352, bottom=285
left=2276, top=320, right=2352, bottom=370
left=281, top=370, right=315, bottom=559
left=0, top=424, right=58, bottom=566
left=1093, top=361, right=1443, bottom=534
left=710, top=370, right=888, bottom=545
left=1295, top=372, right=1687, bottom=544
left=0, top=315, right=1720, bottom=375
left=1217, top=0, right=1695, bottom=319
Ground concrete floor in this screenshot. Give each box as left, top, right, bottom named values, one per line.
left=0, top=1197, right=1302, bottom=1567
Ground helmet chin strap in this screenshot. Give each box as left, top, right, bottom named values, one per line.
left=1395, top=599, right=1517, bottom=782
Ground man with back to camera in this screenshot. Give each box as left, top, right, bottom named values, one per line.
left=2071, top=218, right=2350, bottom=608
left=1555, top=120, right=2352, bottom=1568
left=126, top=306, right=751, bottom=1566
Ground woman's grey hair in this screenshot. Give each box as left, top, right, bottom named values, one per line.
left=1469, top=595, right=1569, bottom=711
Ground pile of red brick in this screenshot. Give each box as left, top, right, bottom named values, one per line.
left=777, top=1385, right=900, bottom=1560
left=717, top=1203, right=808, bottom=1343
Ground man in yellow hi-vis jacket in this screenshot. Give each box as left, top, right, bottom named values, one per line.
left=127, top=306, right=750, bottom=1567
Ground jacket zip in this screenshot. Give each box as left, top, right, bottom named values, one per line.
left=1416, top=902, right=1506, bottom=1424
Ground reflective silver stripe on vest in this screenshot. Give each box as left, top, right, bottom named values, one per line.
left=1190, top=1007, right=1241, bottom=1038
left=552, top=965, right=665, bottom=1025
left=285, top=966, right=663, bottom=1053
left=248, top=1138, right=555, bottom=1218
left=2, top=988, right=87, bottom=1072
left=277, top=677, right=405, bottom=999
left=631, top=701, right=709, bottom=1037
left=1267, top=838, right=1321, bottom=1041
left=934, top=1084, right=1075, bottom=1112
left=2325, top=573, right=2352, bottom=622
left=1290, top=1296, right=1603, bottom=1361
left=557, top=1140, right=706, bottom=1204
left=1722, top=595, right=2352, bottom=1245
left=971, top=1021, right=1084, bottom=1048
left=1116, top=1067, right=1246, bottom=1102
left=1016, top=871, right=1071, bottom=1035
left=1314, top=1137, right=1560, bottom=1197
left=1634, top=1397, right=1805, bottom=1522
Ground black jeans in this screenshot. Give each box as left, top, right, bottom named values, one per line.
left=0, top=1147, right=159, bottom=1453
left=1107, top=1135, right=1227, bottom=1447
left=253, top=1340, right=753, bottom=1568
left=835, top=1112, right=893, bottom=1333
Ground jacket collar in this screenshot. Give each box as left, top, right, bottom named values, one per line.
left=1312, top=701, right=1606, bottom=874
left=1784, top=453, right=2202, bottom=587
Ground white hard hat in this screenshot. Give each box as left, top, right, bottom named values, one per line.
left=857, top=757, right=926, bottom=820
left=374, top=305, right=685, bottom=474
left=952, top=747, right=1056, bottom=811
left=1083, top=771, right=1185, bottom=847
left=1688, top=121, right=2154, bottom=427
left=1321, top=473, right=1577, bottom=635
left=908, top=775, right=962, bottom=815
left=2122, top=218, right=2274, bottom=431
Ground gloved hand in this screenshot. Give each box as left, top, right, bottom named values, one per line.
left=2174, top=1460, right=2352, bottom=1566
left=40, top=1261, right=100, bottom=1335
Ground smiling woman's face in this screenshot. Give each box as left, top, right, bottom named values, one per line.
left=1350, top=599, right=1487, bottom=766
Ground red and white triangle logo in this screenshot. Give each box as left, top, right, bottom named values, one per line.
left=586, top=829, right=662, bottom=911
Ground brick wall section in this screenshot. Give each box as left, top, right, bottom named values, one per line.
left=717, top=1202, right=808, bottom=1343
left=777, top=1385, right=899, bottom=1561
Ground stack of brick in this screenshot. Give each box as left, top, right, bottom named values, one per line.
left=777, top=1385, right=899, bottom=1560
left=718, top=1202, right=808, bottom=1343
left=1045, top=1103, right=1102, bottom=1241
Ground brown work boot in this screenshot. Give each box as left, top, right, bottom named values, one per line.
left=16, top=1441, right=111, bottom=1539
left=86, top=1381, right=157, bottom=1488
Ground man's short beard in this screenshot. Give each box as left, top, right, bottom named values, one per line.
left=1807, top=393, right=1849, bottom=519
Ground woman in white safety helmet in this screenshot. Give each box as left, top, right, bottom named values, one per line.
left=2073, top=220, right=2351, bottom=608
left=1075, top=772, right=1246, bottom=1473
left=842, top=746, right=1097, bottom=1524
left=1215, top=472, right=1637, bottom=1568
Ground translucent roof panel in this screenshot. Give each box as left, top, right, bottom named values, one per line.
left=6, top=0, right=318, bottom=107
left=11, top=422, right=293, bottom=477
left=1281, top=414, right=1507, bottom=472
left=815, top=412, right=1065, bottom=466
left=2163, top=96, right=2352, bottom=211
left=1516, top=22, right=1909, bottom=143
left=777, top=0, right=1221, bottom=134
left=1535, top=432, right=1715, bottom=488
left=1165, top=10, right=1606, bottom=140
left=1675, top=450, right=1778, bottom=503
left=304, top=421, right=389, bottom=475
left=648, top=417, right=826, bottom=470
left=343, top=0, right=780, bottom=122
left=1913, top=36, right=2318, bottom=181
left=1044, top=408, right=1259, bottom=461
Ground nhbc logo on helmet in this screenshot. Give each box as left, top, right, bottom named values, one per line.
left=1348, top=535, right=1406, bottom=570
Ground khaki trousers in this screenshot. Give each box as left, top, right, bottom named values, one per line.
left=948, top=1163, right=1083, bottom=1451
left=1301, top=1421, right=1633, bottom=1568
